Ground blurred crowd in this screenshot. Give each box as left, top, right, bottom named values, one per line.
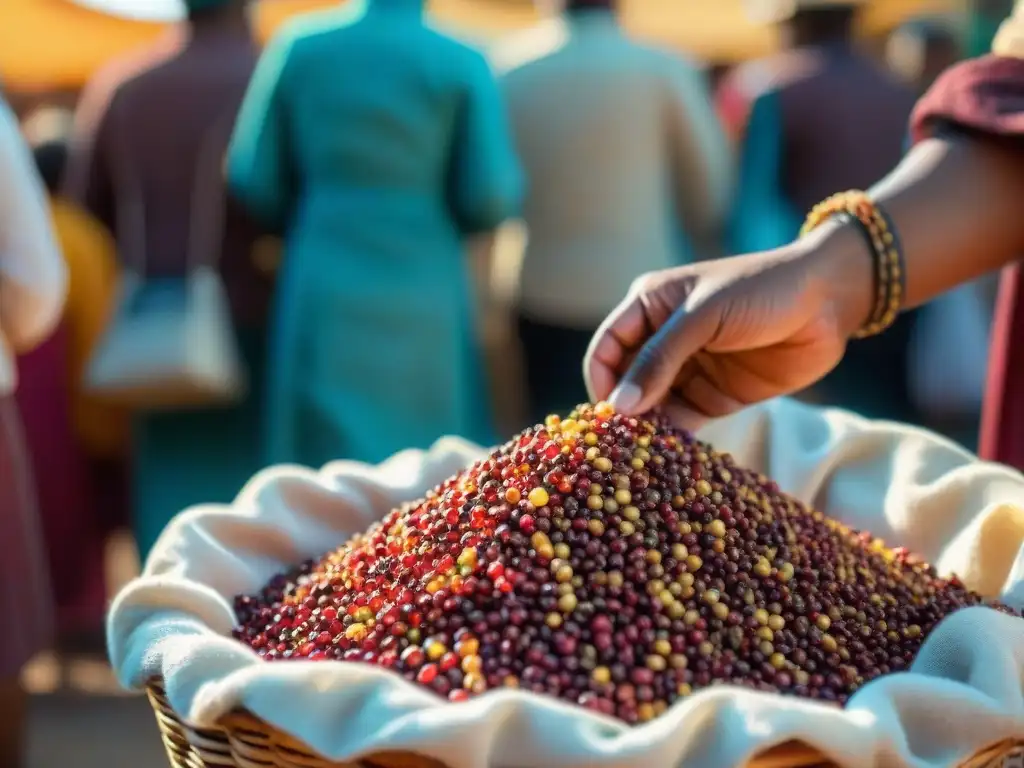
left=0, top=0, right=1011, bottom=763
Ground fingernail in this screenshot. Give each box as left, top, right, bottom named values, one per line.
left=608, top=382, right=642, bottom=413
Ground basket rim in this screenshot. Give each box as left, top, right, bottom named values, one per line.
left=144, top=677, right=1024, bottom=768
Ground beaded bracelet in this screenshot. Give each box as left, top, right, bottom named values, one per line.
left=800, top=190, right=905, bottom=339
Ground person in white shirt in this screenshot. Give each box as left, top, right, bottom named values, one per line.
left=0, top=97, right=67, bottom=767
left=491, top=0, right=731, bottom=424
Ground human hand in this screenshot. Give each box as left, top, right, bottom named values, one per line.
left=585, top=240, right=867, bottom=430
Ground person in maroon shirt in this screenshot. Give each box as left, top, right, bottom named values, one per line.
left=585, top=29, right=1024, bottom=473
left=64, top=0, right=273, bottom=560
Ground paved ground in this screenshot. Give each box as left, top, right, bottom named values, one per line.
left=24, top=533, right=168, bottom=767
left=28, top=686, right=166, bottom=768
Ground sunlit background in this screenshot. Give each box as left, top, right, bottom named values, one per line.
left=1, top=0, right=963, bottom=94
left=0, top=0, right=1003, bottom=766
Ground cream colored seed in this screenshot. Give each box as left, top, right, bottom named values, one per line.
left=624, top=505, right=641, bottom=522
left=345, top=623, right=367, bottom=641
left=646, top=655, right=667, bottom=672
left=531, top=531, right=554, bottom=559
left=593, top=457, right=612, bottom=472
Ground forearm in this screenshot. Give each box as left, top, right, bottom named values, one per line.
left=804, top=133, right=1024, bottom=335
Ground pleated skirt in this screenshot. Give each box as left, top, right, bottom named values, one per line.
left=0, top=396, right=53, bottom=677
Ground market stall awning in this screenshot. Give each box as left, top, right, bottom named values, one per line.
left=0, top=0, right=963, bottom=92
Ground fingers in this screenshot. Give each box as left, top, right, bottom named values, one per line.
left=609, top=300, right=720, bottom=415
left=584, top=294, right=651, bottom=402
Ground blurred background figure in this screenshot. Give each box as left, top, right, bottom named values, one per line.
left=966, top=0, right=1014, bottom=56
left=491, top=0, right=730, bottom=424
left=64, top=0, right=273, bottom=561
left=227, top=0, right=522, bottom=468
left=21, top=106, right=120, bottom=656
left=719, top=0, right=915, bottom=252
left=717, top=0, right=918, bottom=423
left=886, top=16, right=961, bottom=92
left=0, top=95, right=67, bottom=768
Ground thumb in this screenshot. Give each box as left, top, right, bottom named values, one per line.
left=608, top=300, right=719, bottom=415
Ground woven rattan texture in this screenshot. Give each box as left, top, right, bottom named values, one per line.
left=146, top=680, right=1023, bottom=768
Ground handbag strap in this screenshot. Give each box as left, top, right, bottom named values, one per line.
left=188, top=108, right=236, bottom=273
left=110, top=104, right=236, bottom=275
left=110, top=100, right=146, bottom=276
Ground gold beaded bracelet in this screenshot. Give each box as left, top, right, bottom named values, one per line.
left=800, top=190, right=905, bottom=339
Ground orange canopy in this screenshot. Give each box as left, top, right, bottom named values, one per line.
left=0, top=0, right=961, bottom=92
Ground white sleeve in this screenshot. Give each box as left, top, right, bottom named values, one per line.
left=0, top=100, right=68, bottom=352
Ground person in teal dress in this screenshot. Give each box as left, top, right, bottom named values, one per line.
left=227, top=0, right=522, bottom=468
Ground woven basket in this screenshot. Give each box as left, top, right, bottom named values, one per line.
left=145, top=678, right=1024, bottom=768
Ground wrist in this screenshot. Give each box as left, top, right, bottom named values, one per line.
left=794, top=218, right=877, bottom=339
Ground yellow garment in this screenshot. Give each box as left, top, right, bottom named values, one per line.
left=49, top=195, right=127, bottom=457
